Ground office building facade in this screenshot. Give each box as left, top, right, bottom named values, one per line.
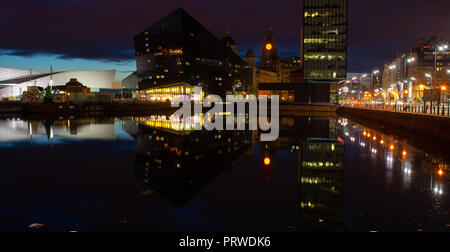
left=303, top=0, right=348, bottom=103
left=383, top=38, right=450, bottom=101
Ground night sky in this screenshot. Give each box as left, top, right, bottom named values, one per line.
left=0, top=0, right=449, bottom=79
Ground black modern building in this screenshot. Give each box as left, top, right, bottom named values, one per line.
left=134, top=8, right=250, bottom=100
left=302, top=0, right=348, bottom=103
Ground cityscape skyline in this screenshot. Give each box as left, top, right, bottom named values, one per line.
left=0, top=0, right=449, bottom=78
left=1, top=0, right=450, bottom=235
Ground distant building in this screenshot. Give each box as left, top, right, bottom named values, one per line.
left=0, top=67, right=116, bottom=99
left=256, top=69, right=281, bottom=84
left=244, top=49, right=257, bottom=92
left=347, top=73, right=371, bottom=91
left=383, top=37, right=450, bottom=101
left=122, top=72, right=139, bottom=90
left=371, top=72, right=382, bottom=91
left=302, top=0, right=348, bottom=103
left=134, top=8, right=251, bottom=100
left=280, top=57, right=302, bottom=83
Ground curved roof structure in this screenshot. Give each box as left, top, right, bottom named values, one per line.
left=0, top=67, right=116, bottom=98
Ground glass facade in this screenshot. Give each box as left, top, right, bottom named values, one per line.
left=303, top=0, right=347, bottom=80
left=134, top=8, right=250, bottom=99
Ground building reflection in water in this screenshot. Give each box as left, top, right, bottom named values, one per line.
left=299, top=139, right=345, bottom=232
left=125, top=115, right=251, bottom=208
left=0, top=117, right=117, bottom=145
left=125, top=115, right=347, bottom=229
left=256, top=117, right=345, bottom=231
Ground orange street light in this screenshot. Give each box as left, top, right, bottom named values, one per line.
left=264, top=157, right=271, bottom=166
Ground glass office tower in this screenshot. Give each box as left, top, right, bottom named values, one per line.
left=303, top=0, right=348, bottom=103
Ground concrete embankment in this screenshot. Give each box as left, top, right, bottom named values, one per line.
left=0, top=103, right=22, bottom=113
left=0, top=103, right=338, bottom=117
left=339, top=107, right=450, bottom=141
left=280, top=104, right=338, bottom=117
left=0, top=102, right=178, bottom=116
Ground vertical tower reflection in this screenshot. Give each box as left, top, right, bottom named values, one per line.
left=299, top=138, right=345, bottom=232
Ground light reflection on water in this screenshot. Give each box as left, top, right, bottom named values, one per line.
left=0, top=116, right=448, bottom=232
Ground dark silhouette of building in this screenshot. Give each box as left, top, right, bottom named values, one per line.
left=302, top=0, right=348, bottom=103
left=134, top=8, right=250, bottom=99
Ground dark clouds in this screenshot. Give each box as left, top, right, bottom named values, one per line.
left=0, top=0, right=449, bottom=72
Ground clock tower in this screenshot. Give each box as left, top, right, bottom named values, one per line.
left=260, top=27, right=280, bottom=73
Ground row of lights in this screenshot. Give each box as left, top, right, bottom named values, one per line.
left=342, top=121, right=446, bottom=178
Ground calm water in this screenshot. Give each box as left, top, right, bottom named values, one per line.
left=0, top=115, right=449, bottom=232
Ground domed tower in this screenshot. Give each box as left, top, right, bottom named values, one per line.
left=221, top=29, right=239, bottom=55
left=260, top=27, right=280, bottom=73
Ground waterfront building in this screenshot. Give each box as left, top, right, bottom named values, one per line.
left=244, top=49, right=257, bottom=92
left=382, top=37, right=450, bottom=101
left=122, top=72, right=139, bottom=90
left=302, top=0, right=348, bottom=103
left=134, top=8, right=251, bottom=101
left=371, top=72, right=383, bottom=91
left=280, top=57, right=302, bottom=83
left=0, top=66, right=116, bottom=99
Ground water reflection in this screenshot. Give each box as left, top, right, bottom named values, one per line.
left=0, top=118, right=116, bottom=144
left=124, top=115, right=346, bottom=231
left=299, top=139, right=345, bottom=232
left=339, top=118, right=449, bottom=199
left=124, top=116, right=251, bottom=207
left=0, top=114, right=449, bottom=231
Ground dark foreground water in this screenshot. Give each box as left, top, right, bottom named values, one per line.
left=0, top=115, right=449, bottom=232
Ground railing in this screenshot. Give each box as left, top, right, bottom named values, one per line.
left=342, top=102, right=450, bottom=117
